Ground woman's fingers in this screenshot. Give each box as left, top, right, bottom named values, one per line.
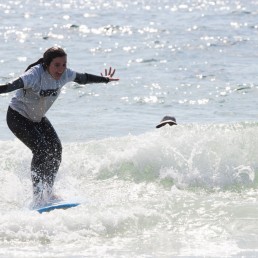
left=101, top=67, right=117, bottom=79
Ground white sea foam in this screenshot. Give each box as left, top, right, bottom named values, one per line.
left=1, top=123, right=258, bottom=257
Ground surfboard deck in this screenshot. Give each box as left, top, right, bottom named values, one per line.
left=35, top=202, right=80, bottom=214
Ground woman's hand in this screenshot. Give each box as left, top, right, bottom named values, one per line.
left=101, top=67, right=119, bottom=81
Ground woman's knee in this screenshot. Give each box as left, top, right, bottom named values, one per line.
left=52, top=139, right=62, bottom=160
left=33, top=139, right=62, bottom=161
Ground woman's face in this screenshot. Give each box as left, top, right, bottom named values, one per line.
left=47, top=56, right=67, bottom=80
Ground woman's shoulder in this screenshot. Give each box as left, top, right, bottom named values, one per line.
left=20, top=64, right=43, bottom=86
left=28, top=64, right=44, bottom=73
left=23, top=64, right=44, bottom=77
left=64, top=67, right=76, bottom=80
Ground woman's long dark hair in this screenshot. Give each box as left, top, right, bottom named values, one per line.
left=25, top=47, right=67, bottom=72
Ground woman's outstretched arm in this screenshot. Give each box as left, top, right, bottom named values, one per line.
left=74, top=67, right=119, bottom=85
left=0, top=78, right=24, bottom=94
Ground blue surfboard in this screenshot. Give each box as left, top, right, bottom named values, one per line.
left=36, top=202, right=80, bottom=214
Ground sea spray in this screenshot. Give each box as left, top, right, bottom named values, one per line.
left=1, top=123, right=258, bottom=257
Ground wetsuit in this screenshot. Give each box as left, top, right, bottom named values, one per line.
left=0, top=64, right=109, bottom=197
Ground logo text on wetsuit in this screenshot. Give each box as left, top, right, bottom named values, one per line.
left=39, top=89, right=58, bottom=97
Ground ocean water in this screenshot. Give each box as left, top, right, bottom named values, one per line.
left=0, top=0, right=258, bottom=257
